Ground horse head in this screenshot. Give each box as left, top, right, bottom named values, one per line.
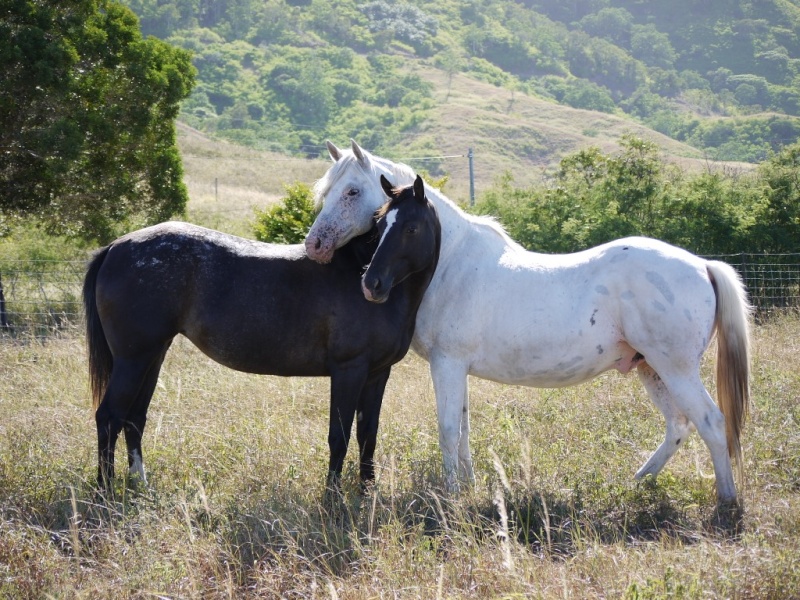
left=306, top=140, right=406, bottom=264
left=361, top=174, right=440, bottom=304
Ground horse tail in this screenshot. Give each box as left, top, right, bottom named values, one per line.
left=707, top=260, right=752, bottom=483
left=83, top=246, right=112, bottom=412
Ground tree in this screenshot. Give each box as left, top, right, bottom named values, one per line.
left=1, top=0, right=195, bottom=243
left=751, top=143, right=800, bottom=253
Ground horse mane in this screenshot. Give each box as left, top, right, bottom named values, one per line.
left=375, top=182, right=415, bottom=219
left=314, top=145, right=523, bottom=250
left=422, top=180, right=523, bottom=250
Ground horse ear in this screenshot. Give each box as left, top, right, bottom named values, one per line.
left=351, top=139, right=367, bottom=165
left=413, top=175, right=426, bottom=204
left=326, top=140, right=342, bottom=162
left=380, top=174, right=394, bottom=198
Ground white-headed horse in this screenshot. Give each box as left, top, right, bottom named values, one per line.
left=305, top=140, right=752, bottom=506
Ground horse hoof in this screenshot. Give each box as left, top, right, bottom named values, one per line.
left=359, top=479, right=377, bottom=497
left=323, top=472, right=344, bottom=505
left=707, top=500, right=744, bottom=536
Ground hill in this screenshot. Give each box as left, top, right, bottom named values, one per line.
left=178, top=69, right=753, bottom=213
left=122, top=0, right=800, bottom=171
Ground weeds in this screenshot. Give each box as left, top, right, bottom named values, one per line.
left=1, top=319, right=799, bottom=597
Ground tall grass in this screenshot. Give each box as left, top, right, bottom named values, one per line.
left=1, top=317, right=799, bottom=598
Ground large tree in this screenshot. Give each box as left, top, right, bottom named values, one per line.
left=0, top=0, right=195, bottom=243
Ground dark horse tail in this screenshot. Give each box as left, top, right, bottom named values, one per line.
left=83, top=246, right=112, bottom=412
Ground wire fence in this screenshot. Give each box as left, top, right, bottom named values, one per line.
left=1, top=254, right=799, bottom=339
left=0, top=259, right=87, bottom=339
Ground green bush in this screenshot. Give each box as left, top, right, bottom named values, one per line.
left=252, top=183, right=316, bottom=244
left=471, top=135, right=800, bottom=257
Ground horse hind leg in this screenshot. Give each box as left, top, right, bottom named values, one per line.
left=123, top=342, right=171, bottom=486
left=95, top=351, right=166, bottom=489
left=644, top=364, right=738, bottom=504
left=635, top=363, right=693, bottom=480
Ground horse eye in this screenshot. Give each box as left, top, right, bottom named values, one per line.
left=406, top=225, right=418, bottom=235
left=347, top=188, right=359, bottom=197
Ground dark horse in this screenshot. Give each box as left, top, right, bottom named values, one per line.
left=83, top=175, right=440, bottom=490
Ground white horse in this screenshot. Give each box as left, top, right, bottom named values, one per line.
left=305, top=140, right=752, bottom=505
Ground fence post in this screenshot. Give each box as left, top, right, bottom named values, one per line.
left=0, top=271, right=8, bottom=330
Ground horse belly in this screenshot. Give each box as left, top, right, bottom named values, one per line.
left=187, top=322, right=330, bottom=376
left=468, top=330, right=625, bottom=388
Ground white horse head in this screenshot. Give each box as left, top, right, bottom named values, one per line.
left=305, top=140, right=415, bottom=263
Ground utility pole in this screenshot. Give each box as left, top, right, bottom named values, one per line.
left=468, top=147, right=475, bottom=206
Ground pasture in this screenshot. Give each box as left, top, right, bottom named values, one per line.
left=1, top=315, right=799, bottom=598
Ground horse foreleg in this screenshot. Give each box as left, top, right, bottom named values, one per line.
left=327, top=363, right=370, bottom=489
left=458, top=390, right=475, bottom=485
left=355, top=367, right=391, bottom=487
left=430, top=353, right=471, bottom=492
left=635, top=363, right=693, bottom=479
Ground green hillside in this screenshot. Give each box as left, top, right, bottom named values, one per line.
left=124, top=0, right=800, bottom=189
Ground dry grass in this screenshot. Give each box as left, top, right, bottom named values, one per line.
left=1, top=315, right=799, bottom=598
left=394, top=66, right=755, bottom=202
left=178, top=123, right=331, bottom=237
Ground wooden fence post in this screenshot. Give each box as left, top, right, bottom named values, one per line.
left=0, top=271, right=8, bottom=330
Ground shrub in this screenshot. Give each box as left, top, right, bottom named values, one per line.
left=252, top=183, right=316, bottom=244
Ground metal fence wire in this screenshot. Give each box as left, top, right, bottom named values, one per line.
left=1, top=254, right=799, bottom=338
left=708, top=253, right=800, bottom=313
left=0, top=259, right=86, bottom=338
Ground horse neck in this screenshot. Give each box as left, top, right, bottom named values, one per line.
left=396, top=257, right=439, bottom=324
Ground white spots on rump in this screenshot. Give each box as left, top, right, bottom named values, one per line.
left=645, top=271, right=675, bottom=305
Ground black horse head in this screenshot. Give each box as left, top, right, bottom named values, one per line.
left=362, top=174, right=441, bottom=304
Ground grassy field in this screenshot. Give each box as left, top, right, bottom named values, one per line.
left=1, top=313, right=799, bottom=598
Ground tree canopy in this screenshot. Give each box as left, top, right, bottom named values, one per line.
left=474, top=136, right=800, bottom=256
left=1, top=0, right=195, bottom=243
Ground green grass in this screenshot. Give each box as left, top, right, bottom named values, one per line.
left=1, top=317, right=799, bottom=598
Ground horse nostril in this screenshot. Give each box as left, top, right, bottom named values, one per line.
left=373, top=278, right=382, bottom=292
left=314, top=238, right=322, bottom=250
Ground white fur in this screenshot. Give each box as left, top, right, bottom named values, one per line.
left=129, top=449, right=147, bottom=484
left=377, top=208, right=398, bottom=252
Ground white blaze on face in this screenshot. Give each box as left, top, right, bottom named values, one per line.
left=376, top=208, right=398, bottom=254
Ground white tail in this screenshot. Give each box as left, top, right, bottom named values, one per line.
left=707, top=260, right=752, bottom=486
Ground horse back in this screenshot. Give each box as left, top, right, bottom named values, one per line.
left=94, top=222, right=412, bottom=376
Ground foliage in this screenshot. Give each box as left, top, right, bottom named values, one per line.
left=116, top=0, right=800, bottom=163
left=252, top=183, right=316, bottom=244
left=749, top=143, right=800, bottom=253
left=473, top=135, right=800, bottom=256
left=1, top=0, right=196, bottom=244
